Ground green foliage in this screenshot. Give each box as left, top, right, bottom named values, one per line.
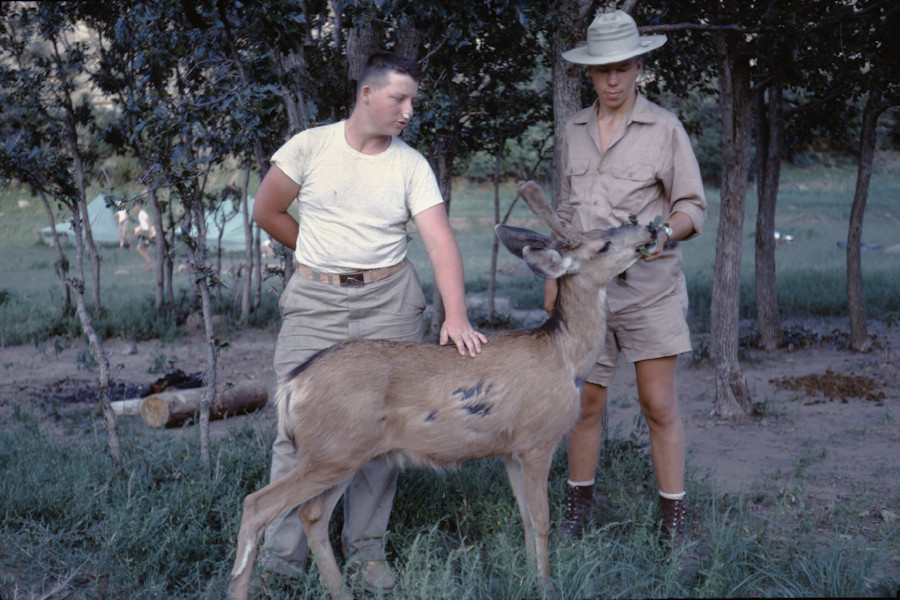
left=462, top=123, right=554, bottom=182
left=662, top=92, right=723, bottom=186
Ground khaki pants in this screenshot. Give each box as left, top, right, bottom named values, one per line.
left=262, top=262, right=426, bottom=572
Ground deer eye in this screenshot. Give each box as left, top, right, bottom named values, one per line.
left=598, top=242, right=611, bottom=253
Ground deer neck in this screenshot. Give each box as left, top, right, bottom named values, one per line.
left=546, top=275, right=609, bottom=377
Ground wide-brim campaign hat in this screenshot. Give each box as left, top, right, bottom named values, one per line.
left=562, top=10, right=667, bottom=66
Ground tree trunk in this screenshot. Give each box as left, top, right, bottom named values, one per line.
left=395, top=28, right=424, bottom=63
left=488, top=146, right=503, bottom=323
left=75, top=189, right=103, bottom=313
left=134, top=144, right=171, bottom=309
left=428, top=149, right=454, bottom=337
left=183, top=200, right=218, bottom=472
left=241, top=164, right=254, bottom=321
left=198, top=279, right=217, bottom=472
left=145, top=187, right=167, bottom=310
left=62, top=85, right=103, bottom=315
left=847, top=85, right=888, bottom=352
left=253, top=220, right=262, bottom=310
left=38, top=191, right=71, bottom=316
left=754, top=83, right=784, bottom=351
left=271, top=45, right=310, bottom=132
left=551, top=0, right=594, bottom=206
left=346, top=23, right=379, bottom=84
left=163, top=189, right=177, bottom=307
left=67, top=209, right=122, bottom=469
left=711, top=33, right=752, bottom=419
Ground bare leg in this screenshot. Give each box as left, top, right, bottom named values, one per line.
left=567, top=382, right=608, bottom=481
left=634, top=356, right=684, bottom=495
left=136, top=242, right=153, bottom=270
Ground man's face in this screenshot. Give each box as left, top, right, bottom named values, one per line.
left=589, top=58, right=642, bottom=111
left=362, top=72, right=418, bottom=135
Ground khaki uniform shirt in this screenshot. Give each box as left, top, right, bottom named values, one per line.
left=557, top=94, right=707, bottom=312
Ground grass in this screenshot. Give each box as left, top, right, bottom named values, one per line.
left=1, top=401, right=896, bottom=598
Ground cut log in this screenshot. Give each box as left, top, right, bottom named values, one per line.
left=140, top=382, right=268, bottom=428
left=111, top=397, right=144, bottom=416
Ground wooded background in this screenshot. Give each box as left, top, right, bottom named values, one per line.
left=1, top=0, right=897, bottom=467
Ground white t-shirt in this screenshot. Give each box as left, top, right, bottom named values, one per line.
left=137, top=208, right=154, bottom=237
left=271, top=121, right=444, bottom=272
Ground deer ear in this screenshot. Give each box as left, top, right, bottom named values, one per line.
left=496, top=224, right=552, bottom=258
left=522, top=246, right=570, bottom=279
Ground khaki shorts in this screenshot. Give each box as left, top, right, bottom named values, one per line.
left=586, top=274, right=692, bottom=387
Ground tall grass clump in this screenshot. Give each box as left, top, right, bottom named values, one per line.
left=0, top=408, right=272, bottom=599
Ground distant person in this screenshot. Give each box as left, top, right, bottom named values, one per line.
left=117, top=202, right=130, bottom=249
left=547, top=10, right=707, bottom=546
left=252, top=51, right=486, bottom=592
left=133, top=199, right=155, bottom=271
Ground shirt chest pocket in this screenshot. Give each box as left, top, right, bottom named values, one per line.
left=610, top=163, right=655, bottom=183
left=566, top=158, right=592, bottom=207
left=607, top=162, right=657, bottom=208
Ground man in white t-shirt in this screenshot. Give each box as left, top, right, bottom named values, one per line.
left=252, top=51, right=486, bottom=592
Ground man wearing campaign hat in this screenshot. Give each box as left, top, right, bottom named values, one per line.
left=544, top=10, right=707, bottom=546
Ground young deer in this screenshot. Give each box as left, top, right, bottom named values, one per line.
left=229, top=181, right=657, bottom=600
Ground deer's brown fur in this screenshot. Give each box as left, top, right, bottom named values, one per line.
left=229, top=181, right=657, bottom=600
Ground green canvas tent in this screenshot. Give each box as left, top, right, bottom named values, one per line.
left=39, top=194, right=121, bottom=247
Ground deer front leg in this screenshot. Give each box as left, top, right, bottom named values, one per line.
left=300, top=480, right=353, bottom=600
left=520, top=452, right=553, bottom=583
left=503, top=455, right=537, bottom=569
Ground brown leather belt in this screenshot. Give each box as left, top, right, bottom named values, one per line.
left=295, top=260, right=406, bottom=287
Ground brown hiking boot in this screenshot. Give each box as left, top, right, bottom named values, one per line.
left=659, top=495, right=687, bottom=542
left=561, top=483, right=595, bottom=538
left=659, top=495, right=699, bottom=575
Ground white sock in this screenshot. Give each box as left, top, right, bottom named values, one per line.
left=659, top=490, right=686, bottom=501
left=567, top=479, right=595, bottom=488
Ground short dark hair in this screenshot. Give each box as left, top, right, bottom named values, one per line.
left=357, top=51, right=423, bottom=95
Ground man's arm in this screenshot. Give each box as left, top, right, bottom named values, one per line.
left=413, top=204, right=486, bottom=357
left=252, top=165, right=301, bottom=250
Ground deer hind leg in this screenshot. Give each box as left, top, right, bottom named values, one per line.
left=229, top=463, right=353, bottom=600
left=299, top=479, right=353, bottom=600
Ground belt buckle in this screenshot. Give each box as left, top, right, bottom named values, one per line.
left=339, top=272, right=365, bottom=287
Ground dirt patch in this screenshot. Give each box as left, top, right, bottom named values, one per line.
left=770, top=369, right=887, bottom=405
